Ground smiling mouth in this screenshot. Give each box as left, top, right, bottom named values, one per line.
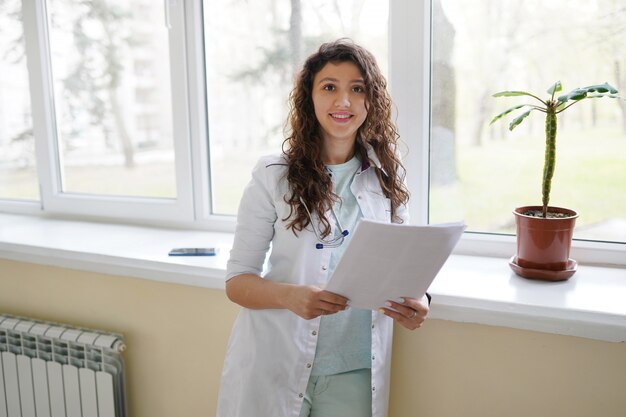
left=330, top=113, right=352, bottom=122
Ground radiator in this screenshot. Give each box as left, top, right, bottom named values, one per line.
left=0, top=314, right=127, bottom=417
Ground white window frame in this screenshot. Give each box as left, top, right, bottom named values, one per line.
left=389, top=0, right=430, bottom=226
left=389, top=1, right=625, bottom=266
left=184, top=0, right=236, bottom=233
left=12, top=0, right=195, bottom=224
left=1, top=0, right=623, bottom=265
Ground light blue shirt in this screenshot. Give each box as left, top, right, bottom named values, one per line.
left=311, top=155, right=372, bottom=376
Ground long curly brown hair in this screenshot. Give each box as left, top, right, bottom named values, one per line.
left=283, top=39, right=409, bottom=237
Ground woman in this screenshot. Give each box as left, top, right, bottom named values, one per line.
left=217, top=39, right=430, bottom=417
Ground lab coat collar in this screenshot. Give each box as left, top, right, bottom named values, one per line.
left=360, top=139, right=388, bottom=177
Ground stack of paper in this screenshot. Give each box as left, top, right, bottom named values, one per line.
left=325, top=220, right=465, bottom=310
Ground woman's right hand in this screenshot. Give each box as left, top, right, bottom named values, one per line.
left=283, top=285, right=350, bottom=320
left=226, top=274, right=349, bottom=320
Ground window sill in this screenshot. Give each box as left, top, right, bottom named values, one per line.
left=0, top=213, right=232, bottom=288
left=430, top=255, right=626, bottom=342
left=1, top=213, right=624, bottom=342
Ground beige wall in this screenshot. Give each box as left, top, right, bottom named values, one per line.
left=1, top=258, right=625, bottom=417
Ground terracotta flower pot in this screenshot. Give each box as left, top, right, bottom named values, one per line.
left=512, top=206, right=578, bottom=280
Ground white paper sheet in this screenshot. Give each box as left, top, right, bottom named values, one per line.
left=325, top=220, right=465, bottom=310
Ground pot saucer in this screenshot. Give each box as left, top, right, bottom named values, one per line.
left=508, top=256, right=577, bottom=281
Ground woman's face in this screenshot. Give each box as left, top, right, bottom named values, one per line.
left=311, top=61, right=368, bottom=151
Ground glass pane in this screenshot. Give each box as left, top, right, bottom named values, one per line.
left=47, top=0, right=176, bottom=198
left=430, top=0, right=626, bottom=243
left=204, top=0, right=389, bottom=215
left=0, top=0, right=39, bottom=201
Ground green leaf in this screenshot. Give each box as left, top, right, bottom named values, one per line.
left=558, top=82, right=620, bottom=104
left=493, top=90, right=546, bottom=105
left=493, top=91, right=535, bottom=98
left=508, top=109, right=534, bottom=131
left=489, top=104, right=528, bottom=125
left=546, top=81, right=562, bottom=95
left=582, top=82, right=618, bottom=94
left=558, top=89, right=585, bottom=103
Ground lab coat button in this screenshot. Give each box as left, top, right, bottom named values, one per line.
left=306, top=363, right=312, bottom=368
left=311, top=330, right=317, bottom=336
left=372, top=386, right=376, bottom=391
left=372, top=355, right=375, bottom=361
left=321, top=265, right=327, bottom=271
left=299, top=393, right=304, bottom=398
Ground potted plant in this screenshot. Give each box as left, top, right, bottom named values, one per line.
left=490, top=81, right=622, bottom=281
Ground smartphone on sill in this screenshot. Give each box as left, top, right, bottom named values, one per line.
left=168, top=247, right=219, bottom=256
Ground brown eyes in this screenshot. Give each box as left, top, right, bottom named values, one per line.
left=321, top=84, right=365, bottom=93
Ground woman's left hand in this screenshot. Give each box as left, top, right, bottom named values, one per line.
left=378, top=294, right=429, bottom=330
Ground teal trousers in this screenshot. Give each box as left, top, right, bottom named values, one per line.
left=298, top=368, right=372, bottom=417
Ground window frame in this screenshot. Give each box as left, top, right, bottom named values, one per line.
left=9, top=0, right=196, bottom=223
left=1, top=0, right=623, bottom=265
left=389, top=0, right=430, bottom=227
left=390, top=1, right=625, bottom=265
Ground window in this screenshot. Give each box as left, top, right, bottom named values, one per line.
left=46, top=0, right=177, bottom=199
left=430, top=0, right=626, bottom=244
left=203, top=0, right=390, bottom=215
left=0, top=0, right=194, bottom=221
left=0, top=0, right=623, bottom=263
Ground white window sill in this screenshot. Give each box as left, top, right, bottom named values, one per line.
left=0, top=213, right=233, bottom=288
left=1, top=213, right=625, bottom=342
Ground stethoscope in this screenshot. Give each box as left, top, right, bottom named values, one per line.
left=299, top=196, right=349, bottom=249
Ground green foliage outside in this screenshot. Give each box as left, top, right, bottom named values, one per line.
left=490, top=81, right=623, bottom=217
left=429, top=127, right=626, bottom=239
left=2, top=126, right=624, bottom=242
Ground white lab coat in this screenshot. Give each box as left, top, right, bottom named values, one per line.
left=217, top=144, right=409, bottom=417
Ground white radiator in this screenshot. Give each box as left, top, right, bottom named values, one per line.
left=0, top=314, right=127, bottom=417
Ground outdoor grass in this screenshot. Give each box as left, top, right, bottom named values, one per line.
left=0, top=167, right=39, bottom=200
left=2, top=127, right=624, bottom=242
left=430, top=127, right=626, bottom=236
left=0, top=163, right=177, bottom=201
